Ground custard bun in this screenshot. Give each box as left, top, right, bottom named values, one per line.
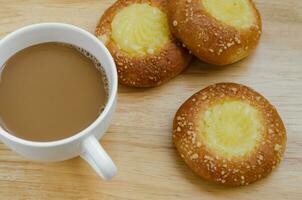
left=96, top=0, right=192, bottom=87
left=173, top=83, right=286, bottom=186
left=168, top=0, right=262, bottom=65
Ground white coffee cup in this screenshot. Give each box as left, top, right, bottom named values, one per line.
left=0, top=23, right=118, bottom=180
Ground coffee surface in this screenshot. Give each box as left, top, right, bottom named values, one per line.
left=0, top=42, right=108, bottom=142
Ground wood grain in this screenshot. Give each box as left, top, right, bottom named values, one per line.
left=0, top=0, right=301, bottom=199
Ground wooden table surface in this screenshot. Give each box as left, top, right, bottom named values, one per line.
left=0, top=0, right=301, bottom=199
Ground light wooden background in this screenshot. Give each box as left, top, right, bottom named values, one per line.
left=0, top=0, right=301, bottom=199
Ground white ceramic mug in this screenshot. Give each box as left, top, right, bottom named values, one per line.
left=0, top=23, right=118, bottom=180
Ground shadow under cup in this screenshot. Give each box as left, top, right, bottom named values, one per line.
left=0, top=23, right=118, bottom=180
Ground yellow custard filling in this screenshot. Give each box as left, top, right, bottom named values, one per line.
left=199, top=101, right=262, bottom=157
left=202, top=0, right=255, bottom=29
left=111, top=3, right=170, bottom=56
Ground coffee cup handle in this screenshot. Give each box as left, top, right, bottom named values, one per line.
left=80, top=136, right=117, bottom=180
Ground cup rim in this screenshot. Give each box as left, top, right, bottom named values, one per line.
left=0, top=23, right=118, bottom=147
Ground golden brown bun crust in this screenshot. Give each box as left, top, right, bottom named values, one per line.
left=173, top=83, right=286, bottom=186
left=168, top=0, right=262, bottom=66
left=96, top=0, right=192, bottom=87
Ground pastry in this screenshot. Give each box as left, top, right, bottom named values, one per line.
left=168, top=0, right=262, bottom=65
left=96, top=0, right=191, bottom=87
left=173, top=83, right=286, bottom=186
